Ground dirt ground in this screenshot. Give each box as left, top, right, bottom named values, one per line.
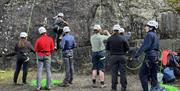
left=0, top=72, right=179, bottom=91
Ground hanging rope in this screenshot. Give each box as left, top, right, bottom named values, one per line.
left=27, top=0, right=36, bottom=33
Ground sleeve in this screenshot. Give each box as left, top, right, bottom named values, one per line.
left=106, top=38, right=110, bottom=50
left=72, top=37, right=76, bottom=49
left=34, top=40, right=39, bottom=52
left=101, top=35, right=110, bottom=41
left=61, top=37, right=65, bottom=49
left=50, top=38, right=55, bottom=53
left=14, top=43, right=18, bottom=52
left=123, top=40, right=129, bottom=52
left=27, top=42, right=35, bottom=53
left=133, top=34, right=152, bottom=58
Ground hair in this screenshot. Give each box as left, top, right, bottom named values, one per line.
left=18, top=37, right=27, bottom=48
left=148, top=25, right=156, bottom=31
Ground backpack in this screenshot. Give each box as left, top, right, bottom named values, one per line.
left=163, top=67, right=176, bottom=83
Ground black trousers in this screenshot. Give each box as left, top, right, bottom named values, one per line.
left=110, top=55, right=127, bottom=90
left=13, top=59, right=28, bottom=83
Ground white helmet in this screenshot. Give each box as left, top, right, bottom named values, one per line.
left=20, top=32, right=28, bottom=37
left=63, top=26, right=71, bottom=33
left=57, top=13, right=64, bottom=17
left=113, top=24, right=121, bottom=31
left=38, top=27, right=47, bottom=34
left=147, top=20, right=158, bottom=29
left=93, top=24, right=101, bottom=30
left=119, top=28, right=125, bottom=33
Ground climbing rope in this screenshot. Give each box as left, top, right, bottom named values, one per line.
left=27, top=0, right=36, bottom=33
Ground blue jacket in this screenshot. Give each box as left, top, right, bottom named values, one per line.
left=61, top=34, right=76, bottom=51
left=134, top=31, right=159, bottom=58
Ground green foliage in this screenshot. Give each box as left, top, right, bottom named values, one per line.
left=175, top=6, right=180, bottom=11
left=168, top=0, right=180, bottom=4
left=168, top=0, right=180, bottom=12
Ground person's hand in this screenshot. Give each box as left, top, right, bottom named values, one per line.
left=56, top=61, right=61, bottom=64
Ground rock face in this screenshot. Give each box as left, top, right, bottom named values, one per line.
left=0, top=0, right=180, bottom=72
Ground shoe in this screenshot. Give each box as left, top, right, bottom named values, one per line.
left=92, top=83, right=97, bottom=88
left=100, top=84, right=106, bottom=88
left=69, top=82, right=73, bottom=84
left=36, top=88, right=40, bottom=91
left=45, top=87, right=51, bottom=90
left=23, top=82, right=27, bottom=84
left=111, top=89, right=116, bottom=91
left=59, top=83, right=69, bottom=87
left=121, top=87, right=126, bottom=91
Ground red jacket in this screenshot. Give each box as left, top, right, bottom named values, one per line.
left=34, top=34, right=54, bottom=57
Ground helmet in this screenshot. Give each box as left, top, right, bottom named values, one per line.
left=147, top=20, right=158, bottom=29
left=93, top=24, right=101, bottom=30
left=57, top=13, right=64, bottom=17
left=63, top=26, right=71, bottom=33
left=113, top=24, right=121, bottom=31
left=20, top=32, right=28, bottom=37
left=119, top=28, right=125, bottom=33
left=38, top=27, right=47, bottom=34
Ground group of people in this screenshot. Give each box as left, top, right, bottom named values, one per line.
left=90, top=20, right=160, bottom=91
left=10, top=12, right=75, bottom=91
left=9, top=11, right=165, bottom=91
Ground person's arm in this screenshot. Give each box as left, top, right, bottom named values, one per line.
left=61, top=37, right=65, bottom=49
left=34, top=40, right=39, bottom=52
left=60, top=18, right=69, bottom=26
left=133, top=34, right=152, bottom=58
left=123, top=40, right=130, bottom=53
left=72, top=36, right=76, bottom=49
left=106, top=38, right=110, bottom=51
left=50, top=38, right=55, bottom=53
left=27, top=42, right=35, bottom=54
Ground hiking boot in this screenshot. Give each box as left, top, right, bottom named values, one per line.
left=100, top=84, right=107, bottom=88
left=92, top=83, right=97, bottom=88
left=69, top=81, right=73, bottom=84
left=59, top=83, right=69, bottom=87
left=111, top=89, right=116, bottom=91
left=45, top=87, right=51, bottom=90
left=121, top=87, right=126, bottom=91
left=36, top=87, right=42, bottom=91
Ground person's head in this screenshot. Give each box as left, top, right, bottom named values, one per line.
left=18, top=32, right=28, bottom=48
left=112, top=24, right=121, bottom=34
left=38, top=26, right=47, bottom=35
left=93, top=24, right=102, bottom=33
left=144, top=20, right=158, bottom=32
left=57, top=13, right=64, bottom=18
left=63, top=26, right=71, bottom=34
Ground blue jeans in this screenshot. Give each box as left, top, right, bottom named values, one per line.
left=36, top=56, right=51, bottom=88
left=62, top=50, right=74, bottom=84
left=139, top=56, right=159, bottom=91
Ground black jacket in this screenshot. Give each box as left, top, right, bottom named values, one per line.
left=106, top=34, right=129, bottom=55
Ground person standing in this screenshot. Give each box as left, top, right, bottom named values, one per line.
left=53, top=13, right=69, bottom=49
left=34, top=27, right=54, bottom=90
left=59, top=26, right=76, bottom=87
left=106, top=24, right=129, bottom=91
left=132, top=20, right=160, bottom=91
left=90, top=24, right=110, bottom=88
left=13, top=32, right=34, bottom=85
